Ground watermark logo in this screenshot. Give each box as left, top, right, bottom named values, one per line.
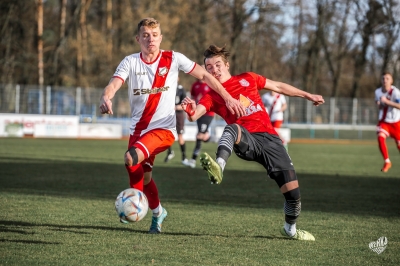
left=369, top=237, right=387, bottom=254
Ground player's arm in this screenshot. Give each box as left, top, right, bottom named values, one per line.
left=375, top=94, right=384, bottom=109
left=189, top=64, right=245, bottom=117
left=99, top=77, right=123, bottom=114
left=264, top=79, right=325, bottom=106
left=181, top=96, right=207, bottom=122
left=175, top=104, right=184, bottom=111
left=380, top=96, right=400, bottom=109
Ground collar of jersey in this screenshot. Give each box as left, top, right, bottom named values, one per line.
left=140, top=50, right=162, bottom=65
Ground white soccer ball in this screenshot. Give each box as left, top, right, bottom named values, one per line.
left=115, top=188, right=149, bottom=223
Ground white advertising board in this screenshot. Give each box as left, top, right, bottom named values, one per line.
left=79, top=124, right=122, bottom=139
left=276, top=128, right=291, bottom=143
left=0, top=114, right=79, bottom=138
left=181, top=125, right=198, bottom=141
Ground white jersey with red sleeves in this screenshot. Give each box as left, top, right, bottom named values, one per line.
left=375, top=86, right=400, bottom=123
left=261, top=92, right=286, bottom=122
left=113, top=50, right=196, bottom=137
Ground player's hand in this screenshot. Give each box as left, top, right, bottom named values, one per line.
left=181, top=97, right=196, bottom=116
left=225, top=96, right=246, bottom=117
left=380, top=96, right=390, bottom=105
left=99, top=96, right=113, bottom=114
left=308, top=94, right=325, bottom=106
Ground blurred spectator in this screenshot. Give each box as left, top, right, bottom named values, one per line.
left=164, top=80, right=188, bottom=164
left=262, top=91, right=288, bottom=149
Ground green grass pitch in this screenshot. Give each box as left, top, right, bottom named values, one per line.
left=0, top=138, right=399, bottom=265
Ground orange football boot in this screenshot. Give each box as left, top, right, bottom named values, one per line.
left=381, top=162, right=392, bottom=173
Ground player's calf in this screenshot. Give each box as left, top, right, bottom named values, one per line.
left=283, top=187, right=301, bottom=225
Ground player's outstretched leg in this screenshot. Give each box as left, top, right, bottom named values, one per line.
left=149, top=207, right=168, bottom=234
left=280, top=226, right=315, bottom=241
left=199, top=152, right=223, bottom=184
left=269, top=170, right=315, bottom=241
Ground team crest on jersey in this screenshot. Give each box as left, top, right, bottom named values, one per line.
left=158, top=67, right=168, bottom=76
left=239, top=79, right=249, bottom=87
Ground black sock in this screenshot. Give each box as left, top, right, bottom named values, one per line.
left=180, top=143, right=186, bottom=160
left=192, top=139, right=202, bottom=160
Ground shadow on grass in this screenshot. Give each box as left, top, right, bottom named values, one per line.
left=0, top=239, right=61, bottom=245
left=0, top=220, right=288, bottom=241
left=1, top=156, right=399, bottom=218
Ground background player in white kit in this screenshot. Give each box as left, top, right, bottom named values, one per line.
left=262, top=91, right=288, bottom=149
left=375, top=72, right=400, bottom=173
left=99, top=18, right=245, bottom=234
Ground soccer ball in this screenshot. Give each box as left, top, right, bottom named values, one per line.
left=115, top=188, right=149, bottom=223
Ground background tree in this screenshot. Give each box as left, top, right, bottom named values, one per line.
left=0, top=0, right=399, bottom=97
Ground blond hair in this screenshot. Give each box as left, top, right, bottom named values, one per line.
left=137, top=18, right=161, bottom=35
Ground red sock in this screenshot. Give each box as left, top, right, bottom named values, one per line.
left=143, top=178, right=160, bottom=210
left=125, top=164, right=144, bottom=191
left=378, top=135, right=389, bottom=160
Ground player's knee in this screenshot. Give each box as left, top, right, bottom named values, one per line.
left=224, top=124, right=249, bottom=153
left=223, top=124, right=241, bottom=143
left=203, top=132, right=211, bottom=142
left=378, top=133, right=386, bottom=138
left=270, top=170, right=298, bottom=188
left=283, top=187, right=301, bottom=202
left=224, top=124, right=239, bottom=135
left=125, top=147, right=139, bottom=167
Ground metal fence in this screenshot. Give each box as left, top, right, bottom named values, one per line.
left=0, top=84, right=378, bottom=124
left=0, top=84, right=380, bottom=139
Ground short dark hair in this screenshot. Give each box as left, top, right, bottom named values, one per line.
left=382, top=71, right=392, bottom=77
left=137, top=18, right=161, bottom=35
left=203, top=45, right=230, bottom=65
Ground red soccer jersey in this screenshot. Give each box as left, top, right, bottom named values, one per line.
left=191, top=80, right=215, bottom=116
left=198, top=72, right=278, bottom=135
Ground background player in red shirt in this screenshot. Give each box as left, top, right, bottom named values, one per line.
left=181, top=44, right=324, bottom=241
left=262, top=90, right=288, bottom=149
left=183, top=76, right=215, bottom=168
